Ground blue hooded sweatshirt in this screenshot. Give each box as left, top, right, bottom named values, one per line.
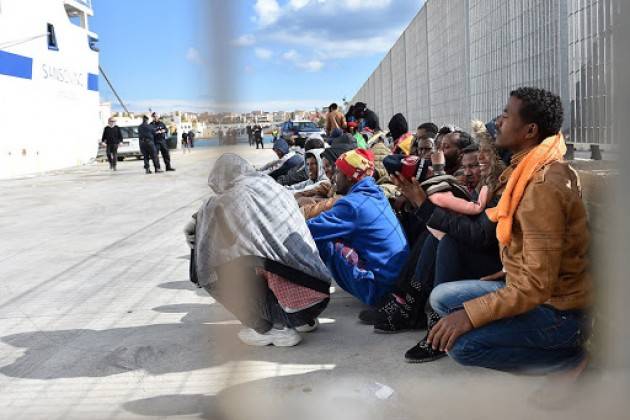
left=307, top=176, right=409, bottom=304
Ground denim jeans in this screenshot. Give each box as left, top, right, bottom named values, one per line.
left=430, top=280, right=588, bottom=373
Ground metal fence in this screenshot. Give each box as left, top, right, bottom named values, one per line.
left=352, top=0, right=616, bottom=146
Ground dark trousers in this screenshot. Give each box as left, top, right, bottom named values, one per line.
left=206, top=259, right=327, bottom=333
left=155, top=139, right=172, bottom=169
left=106, top=144, right=118, bottom=168
left=392, top=234, right=501, bottom=325
left=255, top=136, right=264, bottom=149
left=139, top=139, right=159, bottom=170
left=434, top=235, right=503, bottom=285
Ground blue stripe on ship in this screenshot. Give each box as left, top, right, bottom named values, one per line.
left=0, top=50, right=33, bottom=80
left=87, top=73, right=98, bottom=91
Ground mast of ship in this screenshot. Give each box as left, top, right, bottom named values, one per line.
left=99, top=65, right=129, bottom=114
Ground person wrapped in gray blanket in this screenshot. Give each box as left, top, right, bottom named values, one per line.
left=184, top=154, right=332, bottom=347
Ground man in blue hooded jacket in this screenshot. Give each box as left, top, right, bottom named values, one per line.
left=307, top=148, right=409, bottom=305
left=263, top=138, right=303, bottom=181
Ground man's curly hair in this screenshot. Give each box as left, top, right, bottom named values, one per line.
left=510, top=87, right=563, bottom=141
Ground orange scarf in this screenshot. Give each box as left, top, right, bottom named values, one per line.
left=486, top=133, right=567, bottom=246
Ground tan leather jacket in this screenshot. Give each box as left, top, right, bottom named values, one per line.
left=464, top=151, right=592, bottom=328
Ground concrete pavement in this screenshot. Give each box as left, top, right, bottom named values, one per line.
left=0, top=143, right=623, bottom=419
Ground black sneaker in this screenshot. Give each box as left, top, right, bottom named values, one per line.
left=404, top=338, right=447, bottom=363
left=145, top=169, right=152, bottom=174
left=358, top=307, right=387, bottom=325
left=155, top=169, right=164, bottom=173
left=166, top=167, right=176, bottom=171
left=358, top=294, right=396, bottom=325
left=373, top=293, right=427, bottom=333
left=373, top=298, right=412, bottom=333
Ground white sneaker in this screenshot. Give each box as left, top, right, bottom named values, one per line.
left=238, top=327, right=302, bottom=347
left=295, top=319, right=319, bottom=333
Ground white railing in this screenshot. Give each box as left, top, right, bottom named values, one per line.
left=69, top=0, right=92, bottom=9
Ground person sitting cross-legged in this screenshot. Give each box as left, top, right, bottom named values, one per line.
left=307, top=149, right=409, bottom=306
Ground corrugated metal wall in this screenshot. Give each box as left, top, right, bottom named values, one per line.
left=351, top=0, right=615, bottom=145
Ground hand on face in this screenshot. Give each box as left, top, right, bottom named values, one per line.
left=431, top=150, right=445, bottom=166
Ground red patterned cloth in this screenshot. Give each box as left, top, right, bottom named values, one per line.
left=256, top=268, right=328, bottom=313
left=334, top=242, right=365, bottom=269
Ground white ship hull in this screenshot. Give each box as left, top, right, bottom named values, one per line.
left=0, top=0, right=100, bottom=179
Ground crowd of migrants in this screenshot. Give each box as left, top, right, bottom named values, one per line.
left=184, top=87, right=591, bottom=374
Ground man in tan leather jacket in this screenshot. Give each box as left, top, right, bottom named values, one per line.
left=394, top=87, right=591, bottom=371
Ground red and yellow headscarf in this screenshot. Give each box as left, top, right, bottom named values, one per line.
left=336, top=148, right=375, bottom=181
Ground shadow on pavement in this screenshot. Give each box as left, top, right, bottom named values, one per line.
left=122, top=370, right=417, bottom=420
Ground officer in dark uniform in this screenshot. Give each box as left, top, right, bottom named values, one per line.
left=139, top=115, right=161, bottom=174
left=246, top=125, right=253, bottom=146
left=187, top=129, right=195, bottom=148
left=150, top=112, right=175, bottom=171
left=254, top=124, right=264, bottom=149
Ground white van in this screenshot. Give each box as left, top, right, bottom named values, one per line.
left=116, top=119, right=143, bottom=161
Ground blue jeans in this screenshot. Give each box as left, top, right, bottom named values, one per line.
left=430, top=280, right=588, bottom=373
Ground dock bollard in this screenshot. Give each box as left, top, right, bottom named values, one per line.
left=590, top=144, right=602, bottom=160
left=565, top=143, right=575, bottom=160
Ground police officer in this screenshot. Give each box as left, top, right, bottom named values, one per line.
left=254, top=124, right=264, bottom=149
left=139, top=115, right=161, bottom=174
left=246, top=125, right=253, bottom=146
left=150, top=112, right=175, bottom=171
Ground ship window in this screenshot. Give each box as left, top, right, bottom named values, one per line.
left=47, top=23, right=58, bottom=50
left=65, top=4, right=86, bottom=28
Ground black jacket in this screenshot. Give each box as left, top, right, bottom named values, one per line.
left=277, top=164, right=308, bottom=186
left=363, top=109, right=380, bottom=131
left=138, top=122, right=155, bottom=142
left=101, top=125, right=123, bottom=145
left=150, top=121, right=168, bottom=142
left=412, top=195, right=500, bottom=249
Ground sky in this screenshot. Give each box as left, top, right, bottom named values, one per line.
left=91, top=0, right=423, bottom=113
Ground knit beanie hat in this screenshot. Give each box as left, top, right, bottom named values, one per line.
left=388, top=113, right=409, bottom=141
left=331, top=133, right=358, bottom=148
left=272, top=138, right=290, bottom=155
left=330, top=127, right=343, bottom=138
left=322, top=143, right=354, bottom=165
left=336, top=148, right=375, bottom=181
left=305, top=137, right=325, bottom=151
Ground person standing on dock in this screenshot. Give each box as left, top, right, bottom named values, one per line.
left=151, top=113, right=175, bottom=171
left=187, top=129, right=195, bottom=148
left=139, top=115, right=161, bottom=174
left=247, top=125, right=254, bottom=147
left=253, top=124, right=264, bottom=149
left=181, top=131, right=190, bottom=153
left=101, top=117, right=123, bottom=171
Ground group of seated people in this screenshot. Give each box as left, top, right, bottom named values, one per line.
left=184, top=87, right=592, bottom=375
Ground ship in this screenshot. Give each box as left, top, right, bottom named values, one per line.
left=0, top=0, right=100, bottom=179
